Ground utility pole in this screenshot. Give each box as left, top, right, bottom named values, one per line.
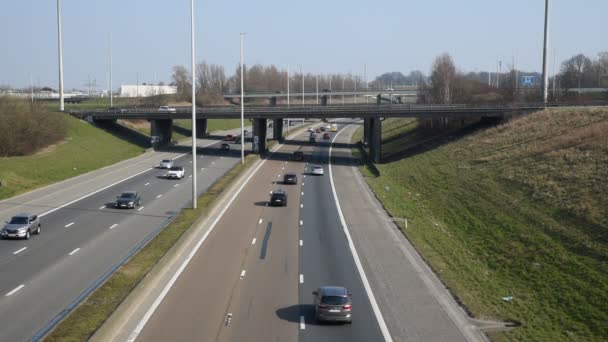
left=316, top=74, right=319, bottom=105
left=329, top=75, right=332, bottom=105
left=287, top=64, right=290, bottom=128
left=109, top=33, right=113, bottom=107
left=342, top=76, right=345, bottom=105
left=552, top=48, right=557, bottom=98
left=190, top=0, right=197, bottom=208
left=364, top=64, right=368, bottom=104
left=240, top=33, right=245, bottom=164
left=354, top=76, right=357, bottom=104
left=56, top=0, right=65, bottom=111
left=541, top=0, right=550, bottom=104
left=301, top=65, right=304, bottom=106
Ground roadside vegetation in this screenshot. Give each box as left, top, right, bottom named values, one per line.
left=45, top=154, right=260, bottom=341
left=354, top=108, right=607, bottom=341
left=0, top=97, right=68, bottom=157
left=0, top=114, right=144, bottom=200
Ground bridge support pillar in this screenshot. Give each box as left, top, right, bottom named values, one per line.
left=397, top=96, right=403, bottom=104
left=270, top=97, right=277, bottom=106
left=363, top=118, right=371, bottom=146
left=252, top=118, right=268, bottom=155
left=196, top=119, right=208, bottom=137
left=376, top=94, right=382, bottom=105
left=369, top=118, right=382, bottom=163
left=321, top=95, right=328, bottom=106
left=151, top=119, right=173, bottom=147
left=273, top=118, right=284, bottom=142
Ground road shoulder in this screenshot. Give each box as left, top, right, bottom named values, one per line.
left=332, top=124, right=486, bottom=342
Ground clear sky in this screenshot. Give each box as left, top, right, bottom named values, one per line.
left=1, top=0, right=606, bottom=90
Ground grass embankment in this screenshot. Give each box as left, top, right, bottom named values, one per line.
left=355, top=109, right=608, bottom=341
left=0, top=115, right=144, bottom=200
left=45, top=153, right=260, bottom=341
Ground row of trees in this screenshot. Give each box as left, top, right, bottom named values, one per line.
left=560, top=52, right=608, bottom=89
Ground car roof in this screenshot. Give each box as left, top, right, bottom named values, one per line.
left=285, top=173, right=297, bottom=177
left=273, top=188, right=286, bottom=194
left=13, top=213, right=33, bottom=218
left=320, top=286, right=348, bottom=296
left=121, top=191, right=137, bottom=195
left=161, top=159, right=172, bottom=162
left=312, top=164, right=323, bottom=168
left=169, top=166, right=183, bottom=169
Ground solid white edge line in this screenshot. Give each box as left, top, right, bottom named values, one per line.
left=64, top=222, right=74, bottom=228
left=109, top=224, right=118, bottom=230
left=5, top=284, right=25, bottom=297
left=329, top=125, right=393, bottom=342
left=13, top=247, right=27, bottom=255
left=68, top=248, right=81, bottom=256
left=127, top=129, right=302, bottom=342
left=299, top=274, right=304, bottom=284
left=299, top=316, right=305, bottom=330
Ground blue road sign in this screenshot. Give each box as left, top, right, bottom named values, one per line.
left=522, top=76, right=535, bottom=86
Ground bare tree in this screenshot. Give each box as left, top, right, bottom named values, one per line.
left=429, top=53, right=456, bottom=103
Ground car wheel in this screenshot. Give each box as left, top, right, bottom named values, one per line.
left=25, top=231, right=30, bottom=240
left=36, top=225, right=41, bottom=235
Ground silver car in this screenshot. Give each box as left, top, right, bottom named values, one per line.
left=159, top=159, right=174, bottom=169
left=311, top=165, right=324, bottom=176
left=313, top=286, right=353, bottom=323
left=1, top=213, right=41, bottom=240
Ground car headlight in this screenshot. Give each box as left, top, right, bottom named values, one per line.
left=18, top=227, right=28, bottom=232
left=128, top=202, right=134, bottom=205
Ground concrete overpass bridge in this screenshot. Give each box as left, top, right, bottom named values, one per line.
left=70, top=101, right=584, bottom=162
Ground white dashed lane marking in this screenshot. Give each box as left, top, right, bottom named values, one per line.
left=68, top=248, right=81, bottom=256
left=13, top=247, right=27, bottom=255
left=109, top=224, right=118, bottom=229
left=5, top=285, right=25, bottom=297
left=65, top=222, right=74, bottom=228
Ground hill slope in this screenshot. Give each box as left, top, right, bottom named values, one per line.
left=0, top=115, right=144, bottom=200
left=358, top=108, right=608, bottom=341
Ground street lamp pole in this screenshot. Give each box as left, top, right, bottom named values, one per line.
left=541, top=0, right=550, bottom=104
left=109, top=33, right=113, bottom=107
left=56, top=0, right=65, bottom=111
left=190, top=0, right=197, bottom=208
left=287, top=64, right=290, bottom=128
left=240, top=33, right=245, bottom=164
left=301, top=65, right=304, bottom=106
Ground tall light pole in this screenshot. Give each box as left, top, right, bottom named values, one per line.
left=316, top=74, right=319, bottom=105
left=56, top=0, right=65, bottom=111
left=240, top=33, right=245, bottom=164
left=190, top=0, right=197, bottom=208
left=109, top=33, right=113, bottom=107
left=287, top=64, right=290, bottom=128
left=329, top=75, right=332, bottom=105
left=541, top=0, right=550, bottom=104
left=300, top=65, right=304, bottom=106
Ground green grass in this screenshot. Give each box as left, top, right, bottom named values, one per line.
left=0, top=115, right=144, bottom=200
left=354, top=109, right=608, bottom=341
left=45, top=154, right=259, bottom=341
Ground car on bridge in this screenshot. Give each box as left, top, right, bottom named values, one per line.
left=115, top=191, right=141, bottom=209
left=291, top=151, right=304, bottom=161
left=312, top=286, right=353, bottom=323
left=323, top=132, right=331, bottom=140
left=165, top=166, right=185, bottom=179
left=269, top=189, right=288, bottom=207
left=224, top=134, right=235, bottom=142
left=158, top=106, right=176, bottom=113
left=220, top=143, right=231, bottom=151
left=1, top=214, right=41, bottom=240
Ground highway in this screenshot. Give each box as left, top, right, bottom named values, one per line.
left=134, top=123, right=386, bottom=342
left=0, top=124, right=292, bottom=341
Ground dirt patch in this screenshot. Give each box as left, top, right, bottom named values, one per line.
left=34, top=139, right=67, bottom=155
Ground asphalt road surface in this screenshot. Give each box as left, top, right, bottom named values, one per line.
left=136, top=123, right=385, bottom=342
left=0, top=123, right=297, bottom=341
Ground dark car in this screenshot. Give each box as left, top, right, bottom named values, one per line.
left=313, top=286, right=353, bottom=323
left=291, top=151, right=304, bottom=161
left=269, top=189, right=288, bottom=207
left=323, top=132, right=331, bottom=140
left=315, top=128, right=321, bottom=133
left=220, top=143, right=231, bottom=151
left=1, top=213, right=41, bottom=240
left=283, top=173, right=298, bottom=185
left=224, top=134, right=235, bottom=142
left=115, top=191, right=141, bottom=209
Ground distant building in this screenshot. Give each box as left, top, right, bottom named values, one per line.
left=119, top=85, right=177, bottom=98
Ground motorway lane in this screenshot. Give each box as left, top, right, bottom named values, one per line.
left=0, top=138, right=242, bottom=341
left=298, top=124, right=384, bottom=342
left=136, top=132, right=309, bottom=342
left=135, top=123, right=385, bottom=342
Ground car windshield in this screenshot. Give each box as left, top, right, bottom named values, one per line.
left=169, top=167, right=182, bottom=171
left=162, top=160, right=171, bottom=163
left=321, top=296, right=348, bottom=305
left=120, top=193, right=135, bottom=199
left=9, top=217, right=29, bottom=224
